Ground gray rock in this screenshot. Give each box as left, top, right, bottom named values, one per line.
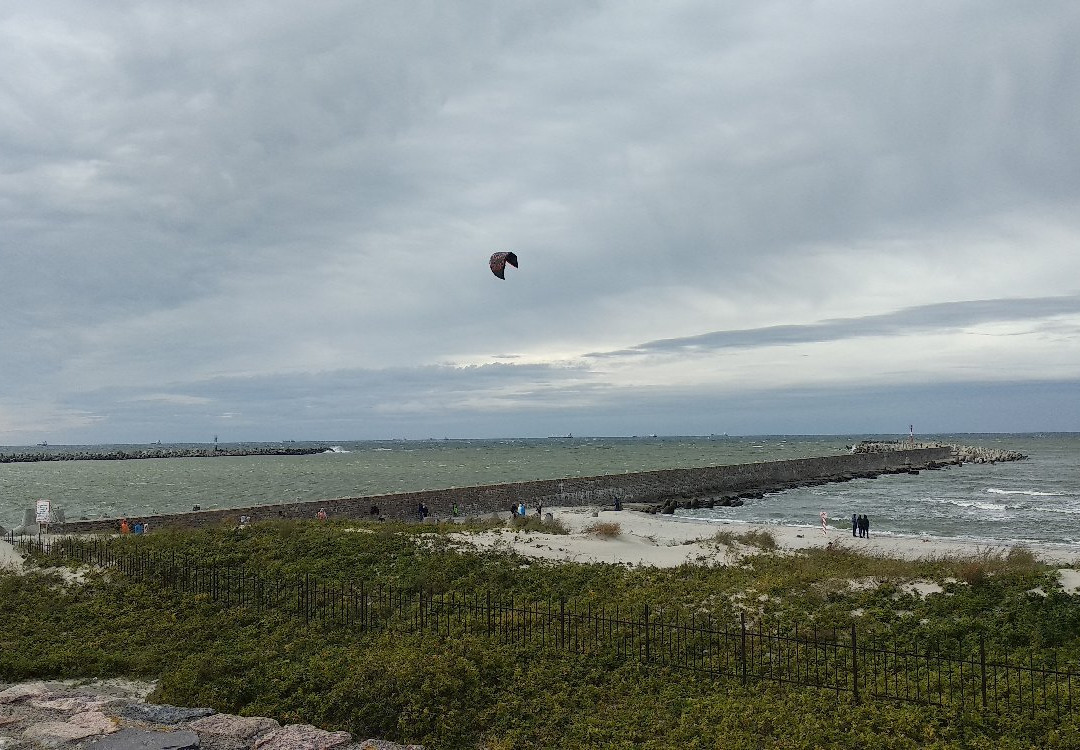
left=21, top=710, right=118, bottom=744
left=30, top=695, right=110, bottom=713
left=119, top=704, right=215, bottom=725
left=0, top=682, right=52, bottom=704
left=253, top=724, right=352, bottom=750
left=187, top=714, right=279, bottom=749
left=83, top=727, right=200, bottom=750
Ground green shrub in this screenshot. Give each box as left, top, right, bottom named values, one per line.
left=5, top=525, right=1075, bottom=750
left=738, top=529, right=778, bottom=551
left=510, top=515, right=569, bottom=534
left=712, top=529, right=737, bottom=547
left=584, top=522, right=621, bottom=538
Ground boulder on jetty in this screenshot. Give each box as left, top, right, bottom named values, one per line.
left=851, top=441, right=1026, bottom=464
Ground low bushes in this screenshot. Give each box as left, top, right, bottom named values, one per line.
left=4, top=524, right=1078, bottom=749
left=584, top=521, right=621, bottom=538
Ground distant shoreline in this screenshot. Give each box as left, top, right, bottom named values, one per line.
left=0, top=446, right=327, bottom=463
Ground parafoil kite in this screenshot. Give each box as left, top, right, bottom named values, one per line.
left=489, top=251, right=518, bottom=280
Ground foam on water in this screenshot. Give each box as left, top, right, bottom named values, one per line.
left=987, top=487, right=1064, bottom=497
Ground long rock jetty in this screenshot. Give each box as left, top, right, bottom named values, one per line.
left=851, top=441, right=1027, bottom=464
left=58, top=446, right=961, bottom=533
left=0, top=445, right=326, bottom=463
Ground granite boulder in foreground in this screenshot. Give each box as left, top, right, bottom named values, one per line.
left=0, top=680, right=422, bottom=750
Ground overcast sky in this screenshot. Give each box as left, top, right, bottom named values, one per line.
left=2, top=1, right=1078, bottom=444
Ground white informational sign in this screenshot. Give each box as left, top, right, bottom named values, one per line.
left=35, top=499, right=52, bottom=523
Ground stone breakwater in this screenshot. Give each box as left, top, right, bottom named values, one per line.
left=57, top=447, right=955, bottom=533
left=0, top=446, right=326, bottom=463
left=0, top=679, right=421, bottom=750
left=851, top=441, right=1027, bottom=464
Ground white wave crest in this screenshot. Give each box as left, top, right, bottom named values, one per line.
left=929, top=497, right=1009, bottom=512
left=322, top=446, right=350, bottom=454
left=987, top=488, right=1063, bottom=497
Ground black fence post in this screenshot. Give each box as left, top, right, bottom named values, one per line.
left=851, top=623, right=859, bottom=703
left=980, top=634, right=987, bottom=710
left=360, top=579, right=366, bottom=631
left=559, top=598, right=566, bottom=650
left=740, top=612, right=747, bottom=686
left=644, top=603, right=650, bottom=664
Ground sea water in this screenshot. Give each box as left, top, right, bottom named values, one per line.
left=1, top=434, right=1076, bottom=549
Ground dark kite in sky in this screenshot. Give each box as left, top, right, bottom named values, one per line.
left=489, top=251, right=518, bottom=280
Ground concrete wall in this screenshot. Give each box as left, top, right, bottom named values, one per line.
left=56, top=447, right=954, bottom=534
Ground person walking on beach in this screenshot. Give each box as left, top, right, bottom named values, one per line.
left=820, top=511, right=828, bottom=536
left=852, top=513, right=858, bottom=537
left=861, top=515, right=870, bottom=538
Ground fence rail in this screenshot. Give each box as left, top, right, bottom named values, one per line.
left=12, top=534, right=1078, bottom=717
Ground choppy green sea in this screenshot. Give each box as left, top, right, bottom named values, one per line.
left=2, top=434, right=1077, bottom=548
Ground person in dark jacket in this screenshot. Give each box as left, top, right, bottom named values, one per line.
left=856, top=514, right=869, bottom=538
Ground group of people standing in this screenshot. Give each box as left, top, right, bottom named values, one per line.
left=852, top=513, right=871, bottom=538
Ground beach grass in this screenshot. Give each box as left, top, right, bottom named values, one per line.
left=713, top=527, right=778, bottom=551
left=510, top=514, right=569, bottom=534
left=584, top=521, right=622, bottom=538
left=3, top=522, right=1079, bottom=749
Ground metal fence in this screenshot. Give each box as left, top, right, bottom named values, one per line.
left=12, top=533, right=1079, bottom=717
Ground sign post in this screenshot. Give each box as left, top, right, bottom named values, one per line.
left=35, top=499, right=51, bottom=534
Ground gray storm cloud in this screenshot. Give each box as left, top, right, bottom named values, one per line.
left=1, top=2, right=1078, bottom=442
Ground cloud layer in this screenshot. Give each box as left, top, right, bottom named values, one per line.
left=2, top=2, right=1078, bottom=442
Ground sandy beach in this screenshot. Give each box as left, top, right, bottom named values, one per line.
left=0, top=536, right=22, bottom=572
left=5, top=507, right=1079, bottom=576
left=445, top=506, right=1080, bottom=568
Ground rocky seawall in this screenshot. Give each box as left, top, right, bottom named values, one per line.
left=0, top=446, right=326, bottom=463
left=851, top=441, right=1027, bottom=464
left=55, top=447, right=956, bottom=534
left=0, top=679, right=420, bottom=750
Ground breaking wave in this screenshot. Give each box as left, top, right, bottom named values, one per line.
left=987, top=488, right=1063, bottom=497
